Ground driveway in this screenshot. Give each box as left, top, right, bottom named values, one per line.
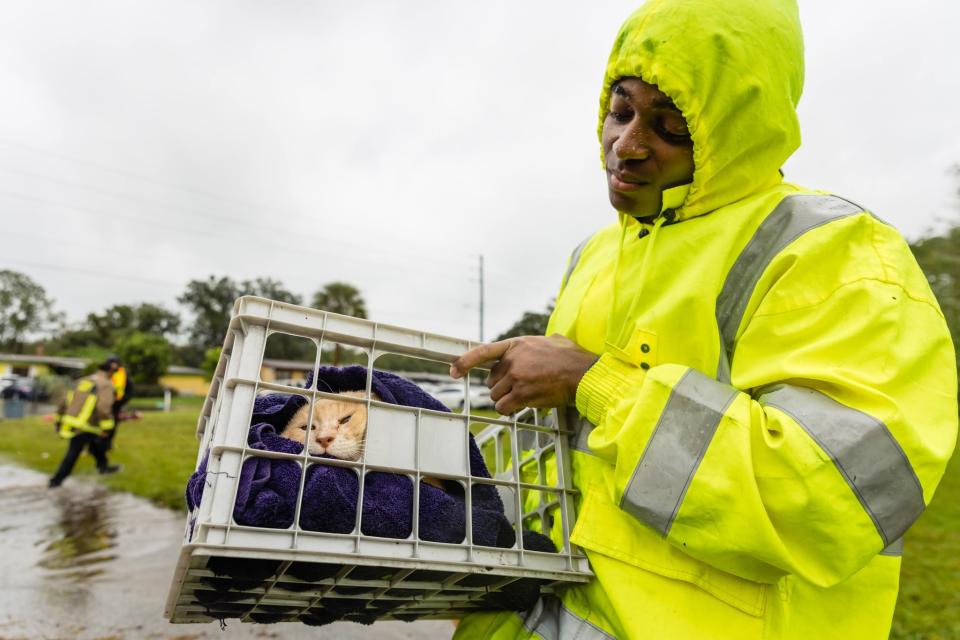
left=0, top=464, right=454, bottom=640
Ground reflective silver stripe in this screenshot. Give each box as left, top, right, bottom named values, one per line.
left=520, top=596, right=616, bottom=640
left=561, top=235, right=593, bottom=291
left=880, top=537, right=904, bottom=557
left=715, top=194, right=864, bottom=383
left=571, top=417, right=596, bottom=455
left=568, top=407, right=597, bottom=455
left=621, top=369, right=737, bottom=536
left=759, top=384, right=925, bottom=546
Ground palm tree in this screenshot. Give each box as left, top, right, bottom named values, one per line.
left=310, top=282, right=368, bottom=364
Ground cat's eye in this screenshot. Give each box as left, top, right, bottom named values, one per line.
left=339, top=414, right=353, bottom=425
left=298, top=424, right=309, bottom=431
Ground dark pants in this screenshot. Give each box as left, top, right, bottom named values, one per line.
left=50, top=433, right=110, bottom=485
left=104, top=402, right=125, bottom=451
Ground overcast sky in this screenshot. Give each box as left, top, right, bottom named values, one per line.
left=1, top=1, right=959, bottom=345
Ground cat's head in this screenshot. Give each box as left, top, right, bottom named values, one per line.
left=279, top=390, right=377, bottom=461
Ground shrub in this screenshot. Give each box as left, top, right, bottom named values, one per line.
left=115, top=331, right=173, bottom=385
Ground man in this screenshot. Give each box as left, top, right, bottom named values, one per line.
left=450, top=0, right=957, bottom=638
left=104, top=356, right=132, bottom=451
left=49, top=360, right=121, bottom=488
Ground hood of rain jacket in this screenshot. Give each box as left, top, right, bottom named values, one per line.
left=599, top=0, right=804, bottom=221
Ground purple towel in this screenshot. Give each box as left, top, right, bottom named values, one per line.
left=187, top=366, right=515, bottom=547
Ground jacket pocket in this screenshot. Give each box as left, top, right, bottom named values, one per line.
left=571, top=486, right=768, bottom=618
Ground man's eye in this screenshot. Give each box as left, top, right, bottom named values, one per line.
left=609, top=110, right=633, bottom=124
left=658, top=115, right=690, bottom=140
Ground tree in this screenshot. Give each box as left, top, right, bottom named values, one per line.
left=131, top=302, right=182, bottom=337
left=243, top=277, right=302, bottom=306
left=201, top=347, right=222, bottom=381
left=496, top=300, right=556, bottom=341
left=178, top=276, right=305, bottom=364
left=0, top=270, right=61, bottom=353
left=115, top=331, right=173, bottom=385
left=311, top=282, right=368, bottom=364
left=909, top=165, right=960, bottom=378
left=47, top=302, right=181, bottom=359
left=311, top=282, right=367, bottom=318
left=86, top=303, right=181, bottom=346
left=178, top=276, right=243, bottom=356
left=242, top=278, right=309, bottom=361
left=911, top=229, right=960, bottom=379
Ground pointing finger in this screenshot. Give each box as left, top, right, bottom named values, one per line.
left=450, top=340, right=513, bottom=379
left=494, top=390, right=522, bottom=416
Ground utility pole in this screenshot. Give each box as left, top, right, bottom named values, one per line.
left=479, top=254, right=485, bottom=342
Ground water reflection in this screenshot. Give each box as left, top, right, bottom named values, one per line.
left=0, top=464, right=454, bottom=639
left=39, top=485, right=118, bottom=580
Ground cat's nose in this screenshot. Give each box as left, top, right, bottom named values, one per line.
left=317, top=435, right=336, bottom=449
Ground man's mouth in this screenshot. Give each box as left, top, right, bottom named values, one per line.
left=608, top=171, right=651, bottom=192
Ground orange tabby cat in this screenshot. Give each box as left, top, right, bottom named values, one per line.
left=280, top=391, right=374, bottom=461
left=280, top=390, right=445, bottom=489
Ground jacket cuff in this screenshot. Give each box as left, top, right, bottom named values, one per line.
left=576, top=352, right=644, bottom=425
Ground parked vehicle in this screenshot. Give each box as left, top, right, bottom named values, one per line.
left=430, top=383, right=495, bottom=411
left=0, top=376, right=48, bottom=401
left=431, top=384, right=465, bottom=410
left=0, top=375, right=23, bottom=394
left=468, top=386, right=495, bottom=410
left=272, top=377, right=307, bottom=389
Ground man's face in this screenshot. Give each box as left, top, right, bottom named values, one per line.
left=602, top=77, right=695, bottom=219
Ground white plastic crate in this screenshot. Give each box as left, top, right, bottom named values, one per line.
left=165, top=296, right=591, bottom=625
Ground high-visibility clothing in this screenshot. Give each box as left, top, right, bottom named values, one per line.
left=58, top=370, right=116, bottom=438
left=454, top=0, right=957, bottom=638
left=111, top=366, right=127, bottom=402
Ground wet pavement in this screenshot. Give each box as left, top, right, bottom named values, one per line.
left=0, top=464, right=454, bottom=640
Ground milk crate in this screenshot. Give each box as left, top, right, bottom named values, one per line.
left=165, top=296, right=592, bottom=625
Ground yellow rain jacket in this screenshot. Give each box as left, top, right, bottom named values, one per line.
left=455, top=0, right=957, bottom=638
left=111, top=366, right=128, bottom=402
left=58, top=370, right=116, bottom=438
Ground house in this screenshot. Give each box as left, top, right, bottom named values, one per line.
left=0, top=354, right=87, bottom=378
left=159, top=365, right=208, bottom=396
left=0, top=353, right=209, bottom=397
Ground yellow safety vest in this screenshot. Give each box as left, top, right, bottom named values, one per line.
left=59, top=378, right=115, bottom=438
left=111, top=367, right=127, bottom=401
left=454, top=0, right=958, bottom=638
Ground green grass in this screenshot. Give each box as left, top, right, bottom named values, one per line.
left=891, top=448, right=960, bottom=639
left=126, top=395, right=206, bottom=412
left=0, top=408, right=956, bottom=637
left=0, top=411, right=202, bottom=510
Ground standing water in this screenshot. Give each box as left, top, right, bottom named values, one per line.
left=0, top=464, right=454, bottom=639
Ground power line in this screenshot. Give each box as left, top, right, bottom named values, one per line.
left=0, top=146, right=479, bottom=269
left=0, top=257, right=461, bottom=323
left=0, top=187, right=477, bottom=279
left=1, top=191, right=546, bottom=303
left=0, top=257, right=182, bottom=288
left=0, top=137, right=310, bottom=217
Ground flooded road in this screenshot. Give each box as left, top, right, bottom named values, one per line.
left=0, top=464, right=453, bottom=640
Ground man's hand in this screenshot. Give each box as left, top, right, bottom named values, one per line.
left=450, top=335, right=598, bottom=415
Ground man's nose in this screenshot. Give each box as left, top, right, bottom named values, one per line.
left=613, top=125, right=652, bottom=161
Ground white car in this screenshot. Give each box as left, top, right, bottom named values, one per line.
left=467, top=386, right=495, bottom=410
left=0, top=375, right=24, bottom=394
left=430, top=383, right=495, bottom=411
left=431, top=384, right=465, bottom=410
left=271, top=377, right=308, bottom=389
